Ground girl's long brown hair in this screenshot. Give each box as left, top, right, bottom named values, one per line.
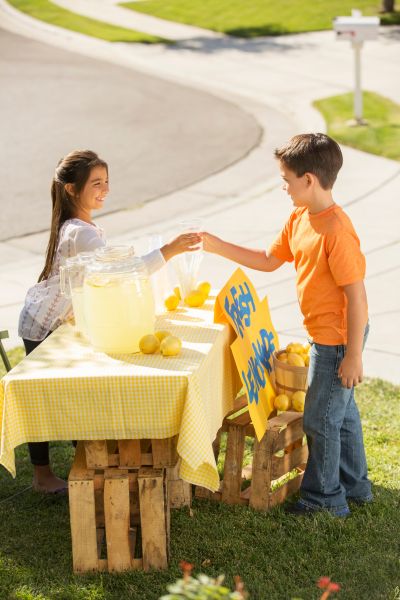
left=38, top=150, right=108, bottom=282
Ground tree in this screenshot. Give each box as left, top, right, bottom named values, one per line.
left=381, top=0, right=395, bottom=12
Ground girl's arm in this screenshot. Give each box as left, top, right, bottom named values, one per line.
left=338, top=280, right=368, bottom=388
left=203, top=232, right=283, bottom=272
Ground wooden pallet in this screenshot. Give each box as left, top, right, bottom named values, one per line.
left=81, top=437, right=191, bottom=509
left=68, top=442, right=171, bottom=573
left=196, top=400, right=308, bottom=511
left=83, top=436, right=179, bottom=470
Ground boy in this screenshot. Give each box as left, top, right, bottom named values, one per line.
left=203, top=133, right=372, bottom=517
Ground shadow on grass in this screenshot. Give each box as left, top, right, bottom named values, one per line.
left=0, top=440, right=399, bottom=600
left=165, top=31, right=315, bottom=56
left=380, top=11, right=400, bottom=27
left=225, top=24, right=289, bottom=37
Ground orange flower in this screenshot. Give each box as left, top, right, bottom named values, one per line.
left=317, top=577, right=331, bottom=589
left=179, top=560, right=194, bottom=582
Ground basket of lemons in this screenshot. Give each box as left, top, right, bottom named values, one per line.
left=273, top=342, right=310, bottom=412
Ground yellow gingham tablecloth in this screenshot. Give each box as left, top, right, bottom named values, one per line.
left=0, top=299, right=240, bottom=491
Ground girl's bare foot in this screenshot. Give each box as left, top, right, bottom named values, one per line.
left=32, top=465, right=68, bottom=494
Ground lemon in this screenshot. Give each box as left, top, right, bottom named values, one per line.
left=164, top=294, right=180, bottom=311
left=197, top=281, right=211, bottom=298
left=304, top=355, right=310, bottom=366
left=184, top=290, right=205, bottom=308
left=286, top=342, right=304, bottom=354
left=160, top=335, right=182, bottom=357
left=139, top=334, right=160, bottom=354
left=173, top=286, right=181, bottom=300
left=155, top=330, right=171, bottom=343
left=274, top=394, right=291, bottom=411
left=277, top=352, right=288, bottom=363
left=287, top=352, right=305, bottom=367
left=302, top=343, right=311, bottom=354
left=291, top=390, right=306, bottom=412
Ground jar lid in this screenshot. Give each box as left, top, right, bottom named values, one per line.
left=86, top=245, right=147, bottom=277
left=94, top=246, right=134, bottom=262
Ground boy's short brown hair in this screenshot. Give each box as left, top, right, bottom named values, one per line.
left=274, top=133, right=343, bottom=190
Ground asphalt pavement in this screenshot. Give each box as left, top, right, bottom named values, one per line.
left=0, top=28, right=260, bottom=240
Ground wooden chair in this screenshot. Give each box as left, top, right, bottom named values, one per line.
left=0, top=330, right=12, bottom=372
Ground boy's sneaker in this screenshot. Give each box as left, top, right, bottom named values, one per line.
left=285, top=501, right=318, bottom=516
left=347, top=495, right=373, bottom=505
left=285, top=500, right=350, bottom=518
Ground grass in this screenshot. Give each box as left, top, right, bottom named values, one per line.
left=1, top=348, right=399, bottom=599
left=314, top=91, right=400, bottom=162
left=7, top=0, right=167, bottom=43
left=121, top=0, right=400, bottom=38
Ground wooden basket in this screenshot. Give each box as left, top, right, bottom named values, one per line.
left=273, top=350, right=308, bottom=396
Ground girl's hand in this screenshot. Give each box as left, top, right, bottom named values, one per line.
left=161, top=233, right=202, bottom=261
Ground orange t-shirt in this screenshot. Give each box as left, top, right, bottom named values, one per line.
left=268, top=204, right=366, bottom=345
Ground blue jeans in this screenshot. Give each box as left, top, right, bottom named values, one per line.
left=299, top=324, right=372, bottom=515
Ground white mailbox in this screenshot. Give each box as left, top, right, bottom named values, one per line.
left=333, top=15, right=380, bottom=42
left=333, top=11, right=380, bottom=124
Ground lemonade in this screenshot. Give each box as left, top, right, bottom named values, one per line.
left=84, top=275, right=155, bottom=353
left=71, top=287, right=88, bottom=338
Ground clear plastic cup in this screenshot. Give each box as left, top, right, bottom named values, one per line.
left=174, top=219, right=203, bottom=299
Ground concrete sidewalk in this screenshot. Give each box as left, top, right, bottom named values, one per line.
left=1, top=0, right=399, bottom=383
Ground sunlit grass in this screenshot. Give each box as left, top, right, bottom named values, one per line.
left=7, top=0, right=168, bottom=43
left=314, top=91, right=400, bottom=161
left=121, top=0, right=400, bottom=37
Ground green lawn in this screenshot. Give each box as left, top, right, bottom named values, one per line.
left=314, top=91, right=400, bottom=161
left=121, top=0, right=400, bottom=37
left=7, top=0, right=167, bottom=43
left=1, top=348, right=399, bottom=599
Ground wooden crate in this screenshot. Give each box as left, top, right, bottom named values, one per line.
left=68, top=442, right=170, bottom=572
left=196, top=400, right=308, bottom=511
left=83, top=436, right=179, bottom=470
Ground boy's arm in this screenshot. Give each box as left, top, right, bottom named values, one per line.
left=338, top=280, right=368, bottom=388
left=203, top=232, right=283, bottom=272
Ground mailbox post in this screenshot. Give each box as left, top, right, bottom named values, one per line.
left=333, top=10, right=380, bottom=125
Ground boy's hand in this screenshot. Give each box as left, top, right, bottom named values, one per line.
left=161, top=233, right=202, bottom=261
left=202, top=232, right=222, bottom=253
left=338, top=353, right=363, bottom=388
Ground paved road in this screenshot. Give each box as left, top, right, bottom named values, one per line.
left=0, top=28, right=260, bottom=240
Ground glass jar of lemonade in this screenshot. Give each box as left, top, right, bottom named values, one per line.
left=83, top=246, right=155, bottom=353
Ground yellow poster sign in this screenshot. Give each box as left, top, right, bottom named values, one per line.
left=215, top=268, right=278, bottom=441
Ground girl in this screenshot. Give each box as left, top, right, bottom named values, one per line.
left=18, top=149, right=200, bottom=494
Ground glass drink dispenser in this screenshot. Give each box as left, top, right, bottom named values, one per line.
left=83, top=246, right=155, bottom=353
